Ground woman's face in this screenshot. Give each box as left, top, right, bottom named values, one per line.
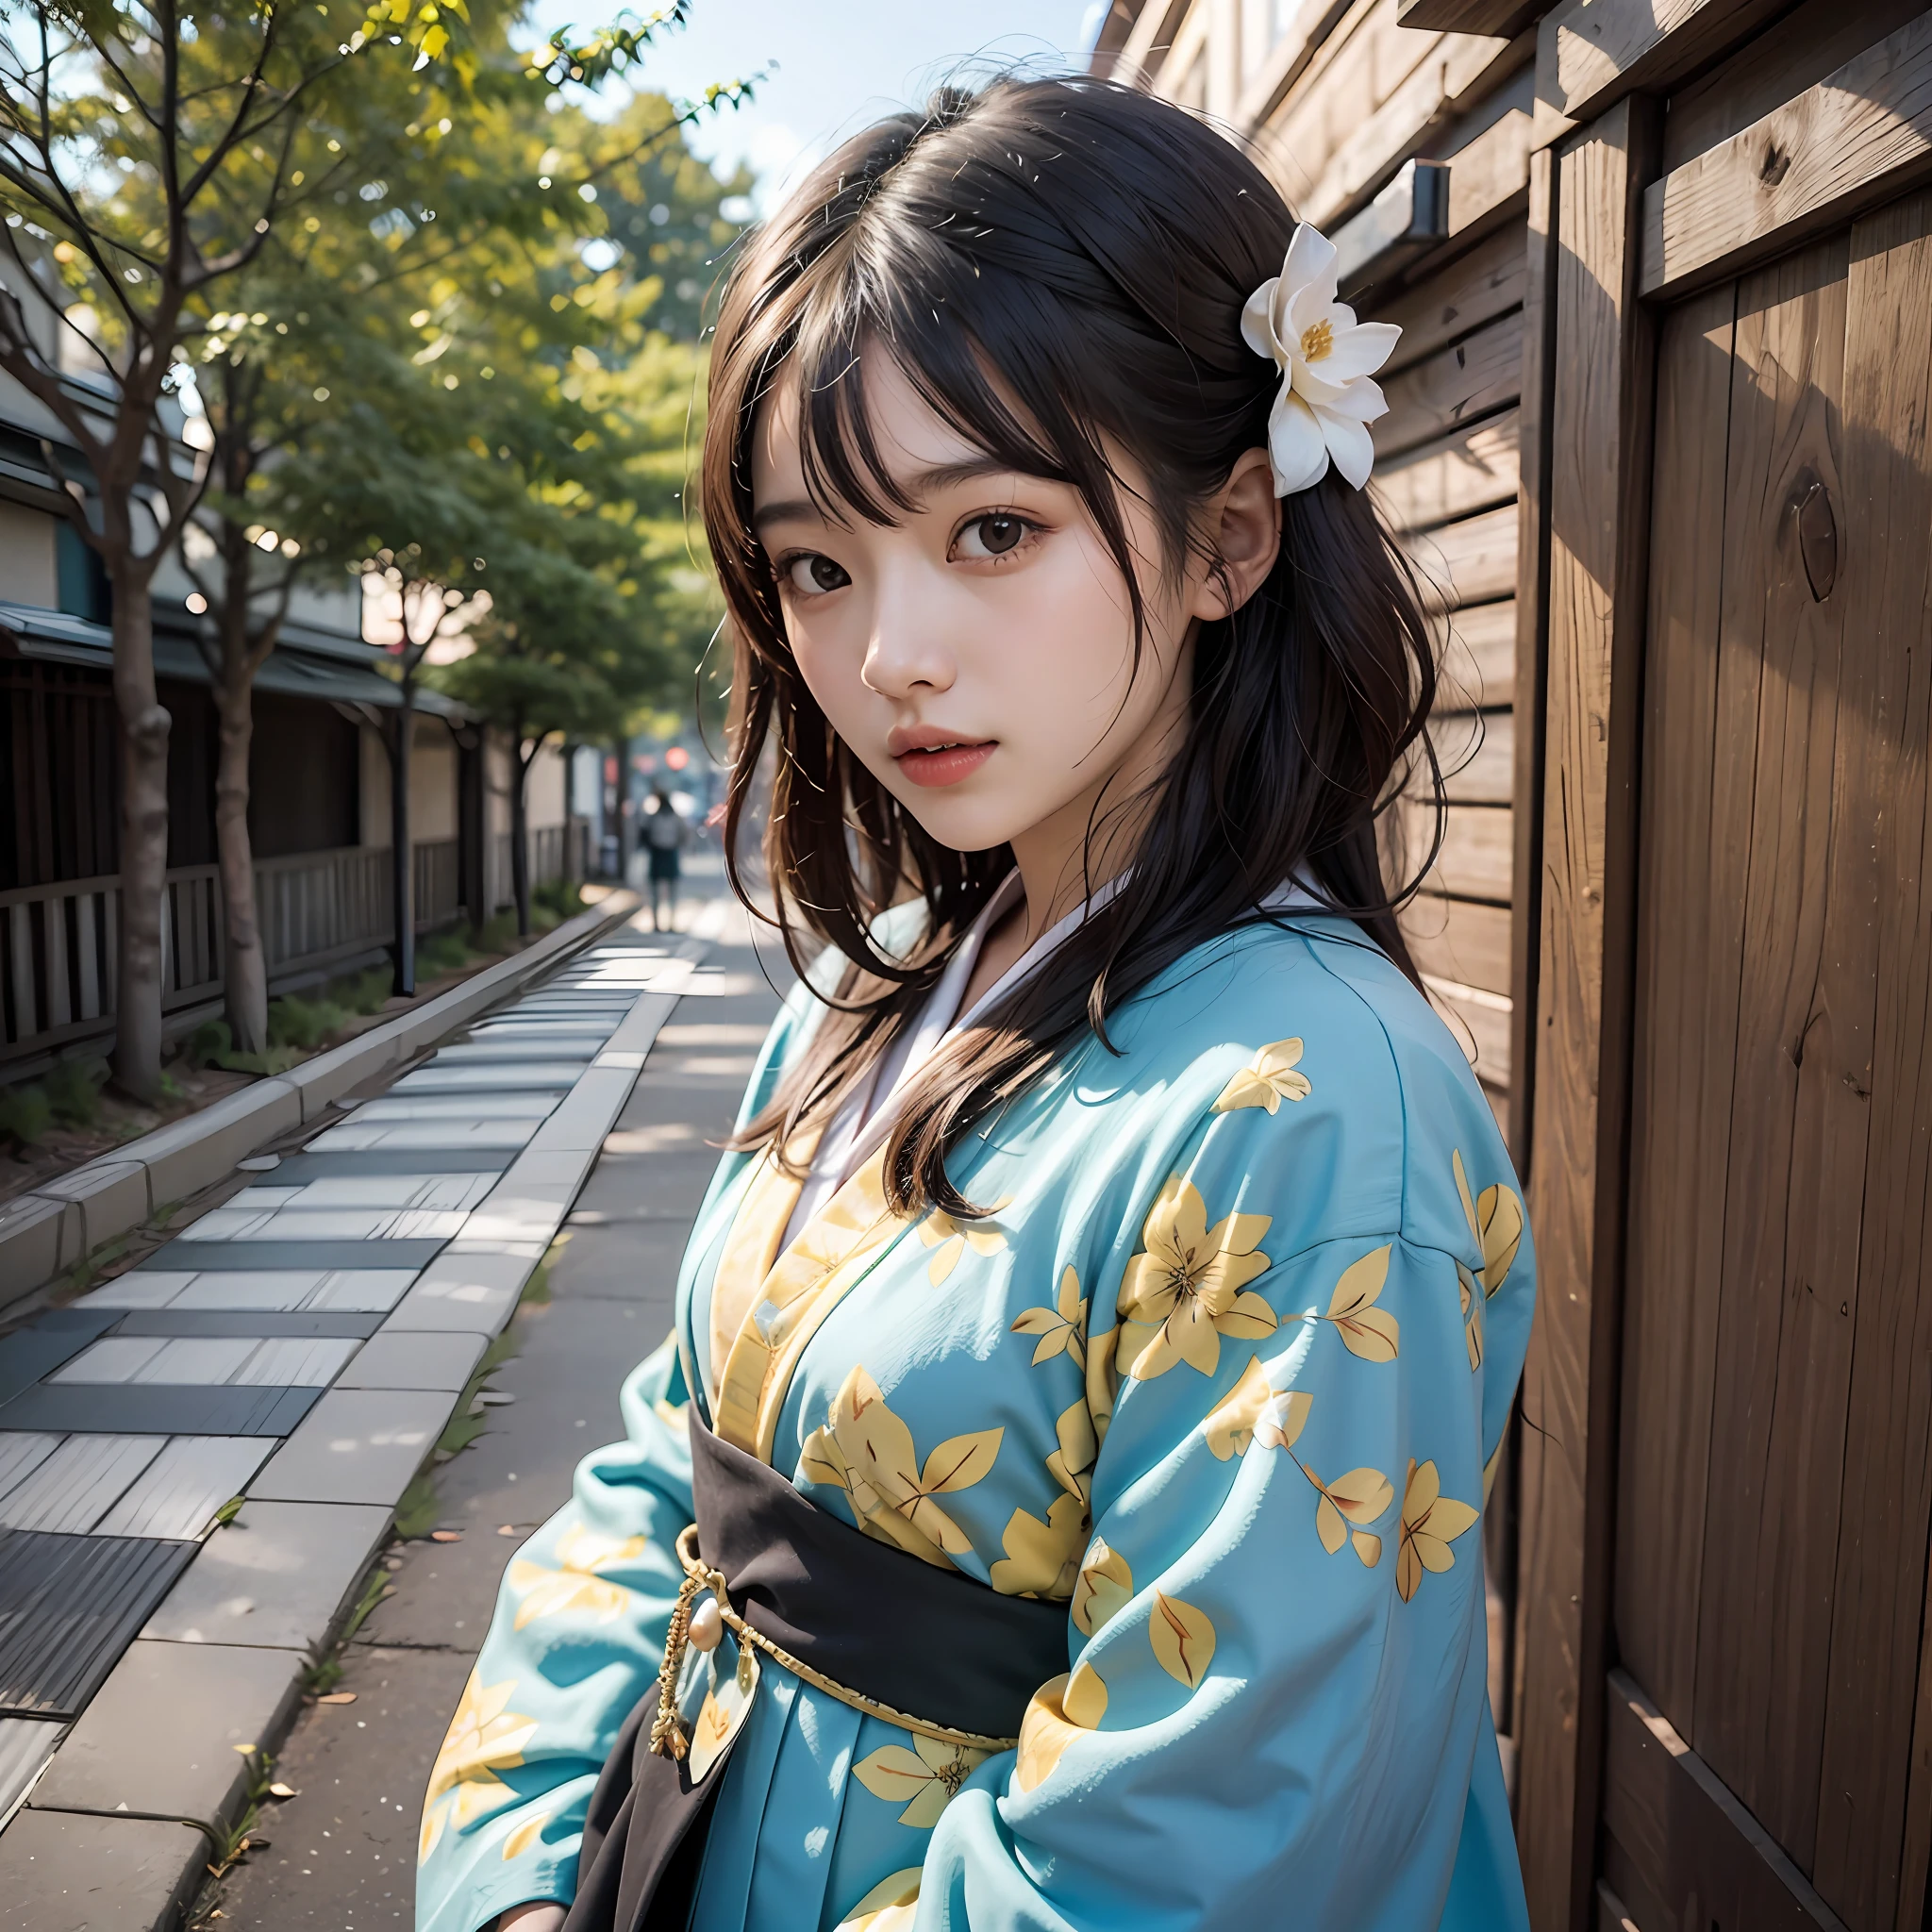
left=750, top=355, right=1251, bottom=875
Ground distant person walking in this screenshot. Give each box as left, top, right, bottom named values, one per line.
left=642, top=787, right=688, bottom=932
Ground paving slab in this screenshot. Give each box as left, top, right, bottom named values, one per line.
left=111, top=1310, right=383, bottom=1341
left=0, top=1534, right=198, bottom=1719
left=393, top=1063, right=579, bottom=1093
left=0, top=1807, right=207, bottom=1932
left=142, top=1499, right=391, bottom=1652
left=0, top=1715, right=60, bottom=1826
left=269, top=1147, right=517, bottom=1179
left=0, top=1436, right=160, bottom=1532
left=0, top=1310, right=121, bottom=1407
left=381, top=1248, right=534, bottom=1335
left=334, top=1330, right=485, bottom=1392
left=131, top=1238, right=448, bottom=1273
left=248, top=1388, right=456, bottom=1507
left=345, top=1092, right=560, bottom=1121
left=31, top=1637, right=301, bottom=1823
left=92, top=1436, right=275, bottom=1540
left=0, top=1384, right=319, bottom=1439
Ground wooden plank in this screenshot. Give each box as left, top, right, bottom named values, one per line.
left=1374, top=409, right=1520, bottom=533
left=1641, top=13, right=1932, bottom=298
left=1395, top=0, right=1540, bottom=39
left=1538, top=0, right=1790, bottom=125
left=1374, top=309, right=1523, bottom=459
left=1601, top=1671, right=1851, bottom=1932
left=1374, top=222, right=1525, bottom=378
left=1446, top=105, right=1534, bottom=241
left=1659, top=0, right=1930, bottom=172
left=1811, top=184, right=1932, bottom=1932
left=1408, top=501, right=1518, bottom=610
left=1688, top=235, right=1857, bottom=1877
left=1404, top=892, right=1511, bottom=994
left=1300, top=26, right=1526, bottom=229
left=1609, top=283, right=1740, bottom=1762
left=1506, top=142, right=1555, bottom=1188
left=1437, top=598, right=1517, bottom=711
left=1438, top=706, right=1514, bottom=804
left=1513, top=98, right=1658, bottom=1932
left=1401, top=799, right=1514, bottom=902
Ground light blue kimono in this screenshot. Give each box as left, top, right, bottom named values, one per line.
left=416, top=913, right=1535, bottom=1931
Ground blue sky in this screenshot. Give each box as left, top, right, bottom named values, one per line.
left=534, top=1, right=1108, bottom=208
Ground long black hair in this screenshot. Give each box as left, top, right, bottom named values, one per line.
left=701, top=75, right=1441, bottom=1217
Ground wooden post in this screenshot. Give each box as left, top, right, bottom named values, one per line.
left=1511, top=93, right=1659, bottom=1932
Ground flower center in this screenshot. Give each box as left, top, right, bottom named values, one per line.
left=935, top=1754, right=970, bottom=1796
left=1300, top=318, right=1334, bottom=363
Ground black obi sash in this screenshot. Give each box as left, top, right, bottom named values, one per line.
left=561, top=1407, right=1071, bottom=1932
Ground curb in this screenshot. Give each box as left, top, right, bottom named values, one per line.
left=0, top=891, right=641, bottom=1316
left=0, top=925, right=707, bottom=1931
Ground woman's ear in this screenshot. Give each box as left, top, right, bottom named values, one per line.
left=1191, top=447, right=1281, bottom=622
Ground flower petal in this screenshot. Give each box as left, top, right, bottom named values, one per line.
left=1281, top=222, right=1339, bottom=308
left=1313, top=406, right=1377, bottom=491
left=1320, top=321, right=1403, bottom=381
left=1241, top=277, right=1287, bottom=364
left=1267, top=388, right=1330, bottom=495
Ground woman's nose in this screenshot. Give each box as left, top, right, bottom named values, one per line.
left=859, top=569, right=957, bottom=697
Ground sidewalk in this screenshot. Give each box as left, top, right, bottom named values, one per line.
left=0, top=886, right=774, bottom=1931
left=190, top=891, right=778, bottom=1928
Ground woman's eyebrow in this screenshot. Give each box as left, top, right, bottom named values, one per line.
left=751, top=459, right=1027, bottom=536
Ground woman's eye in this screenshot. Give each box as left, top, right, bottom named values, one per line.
left=954, top=513, right=1031, bottom=561
left=784, top=553, right=850, bottom=596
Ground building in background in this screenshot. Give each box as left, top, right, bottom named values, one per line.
left=0, top=317, right=583, bottom=1083
left=1100, top=7, right=1932, bottom=1931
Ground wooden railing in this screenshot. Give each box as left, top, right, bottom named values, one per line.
left=2, top=837, right=462, bottom=1068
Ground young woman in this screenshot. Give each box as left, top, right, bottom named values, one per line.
left=417, top=75, right=1534, bottom=1932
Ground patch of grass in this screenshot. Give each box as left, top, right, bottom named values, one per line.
left=266, top=991, right=351, bottom=1052
left=417, top=928, right=474, bottom=978
left=0, top=1080, right=52, bottom=1148
left=299, top=1651, right=343, bottom=1698
left=519, top=1233, right=570, bottom=1310
left=45, top=1056, right=108, bottom=1127
left=392, top=1469, right=441, bottom=1541
left=335, top=967, right=393, bottom=1017
left=474, top=909, right=519, bottom=954
left=534, top=877, right=586, bottom=921
left=206, top=1745, right=278, bottom=1877
left=437, top=1328, right=520, bottom=1458
left=337, top=1559, right=395, bottom=1645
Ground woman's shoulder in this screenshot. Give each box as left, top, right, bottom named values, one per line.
left=1091, top=914, right=1514, bottom=1250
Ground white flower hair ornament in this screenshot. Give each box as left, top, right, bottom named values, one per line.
left=1241, top=223, right=1403, bottom=495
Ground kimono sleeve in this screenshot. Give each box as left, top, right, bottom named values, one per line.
left=413, top=1337, right=695, bottom=1932
left=914, top=1092, right=1528, bottom=1931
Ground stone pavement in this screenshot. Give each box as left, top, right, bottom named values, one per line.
left=188, top=894, right=784, bottom=1929
left=0, top=885, right=781, bottom=1932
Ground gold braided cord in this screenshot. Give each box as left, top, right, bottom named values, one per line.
left=659, top=1523, right=1019, bottom=1756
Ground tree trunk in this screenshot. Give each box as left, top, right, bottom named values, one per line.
left=390, top=687, right=416, bottom=996
left=509, top=726, right=531, bottom=938
left=110, top=573, right=170, bottom=1102
left=213, top=608, right=268, bottom=1055
left=614, top=735, right=633, bottom=884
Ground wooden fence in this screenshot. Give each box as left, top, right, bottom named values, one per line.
left=0, top=837, right=461, bottom=1070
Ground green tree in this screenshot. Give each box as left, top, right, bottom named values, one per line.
left=180, top=8, right=746, bottom=1019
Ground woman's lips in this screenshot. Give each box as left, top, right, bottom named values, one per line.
left=893, top=740, right=995, bottom=788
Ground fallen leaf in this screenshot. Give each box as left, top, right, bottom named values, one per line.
left=268, top=1783, right=296, bottom=1800
left=429, top=1530, right=463, bottom=1543
left=317, top=1691, right=356, bottom=1705
left=497, top=1525, right=518, bottom=1537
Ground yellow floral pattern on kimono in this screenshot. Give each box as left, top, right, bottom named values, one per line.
left=799, top=1364, right=1003, bottom=1568
left=508, top=1523, right=648, bottom=1629
left=419, top=1673, right=540, bottom=1863
left=414, top=910, right=1540, bottom=1932
left=1115, top=1177, right=1274, bottom=1379
left=852, top=1734, right=991, bottom=1827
